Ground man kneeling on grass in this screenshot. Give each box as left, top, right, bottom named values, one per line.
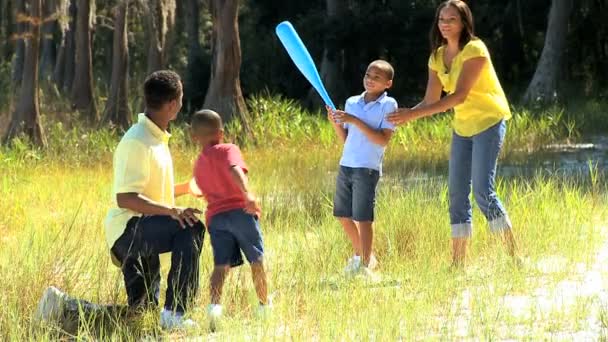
left=34, top=70, right=205, bottom=332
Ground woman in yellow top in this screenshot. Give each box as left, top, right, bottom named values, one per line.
left=387, top=0, right=518, bottom=267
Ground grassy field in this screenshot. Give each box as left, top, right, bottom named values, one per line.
left=1, top=97, right=607, bottom=340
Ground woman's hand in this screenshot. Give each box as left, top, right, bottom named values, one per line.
left=387, top=108, right=415, bottom=126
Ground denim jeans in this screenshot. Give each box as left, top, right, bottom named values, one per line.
left=333, top=166, right=380, bottom=222
left=449, top=120, right=512, bottom=238
left=111, top=215, right=204, bottom=313
left=209, top=209, right=264, bottom=266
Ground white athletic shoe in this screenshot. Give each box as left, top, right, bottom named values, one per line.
left=344, top=255, right=362, bottom=275
left=255, top=298, right=273, bottom=320
left=160, top=308, right=197, bottom=331
left=357, top=266, right=381, bottom=283
left=34, top=286, right=67, bottom=325
left=367, top=255, right=378, bottom=270
left=207, top=304, right=223, bottom=332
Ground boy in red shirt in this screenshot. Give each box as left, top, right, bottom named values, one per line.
left=190, top=109, right=269, bottom=331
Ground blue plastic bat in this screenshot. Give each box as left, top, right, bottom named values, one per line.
left=275, top=21, right=336, bottom=110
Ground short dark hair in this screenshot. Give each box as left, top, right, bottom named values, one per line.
left=144, top=70, right=182, bottom=111
left=191, top=109, right=223, bottom=135
left=429, top=0, right=476, bottom=55
left=367, top=60, right=394, bottom=80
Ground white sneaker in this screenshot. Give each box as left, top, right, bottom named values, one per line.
left=207, top=304, right=223, bottom=332
left=255, top=298, right=273, bottom=320
left=34, top=286, right=67, bottom=325
left=367, top=255, right=378, bottom=270
left=160, top=308, right=197, bottom=331
left=344, top=255, right=362, bottom=275
left=357, top=267, right=381, bottom=283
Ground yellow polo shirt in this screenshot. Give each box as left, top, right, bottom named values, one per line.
left=428, top=39, right=511, bottom=137
left=104, top=113, right=175, bottom=257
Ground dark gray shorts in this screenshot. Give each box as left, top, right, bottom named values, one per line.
left=333, top=166, right=380, bottom=222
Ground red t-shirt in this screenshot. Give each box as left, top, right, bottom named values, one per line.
left=194, top=143, right=249, bottom=225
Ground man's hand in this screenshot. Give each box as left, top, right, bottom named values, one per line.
left=387, top=108, right=415, bottom=126
left=170, top=207, right=202, bottom=228
left=244, top=193, right=261, bottom=215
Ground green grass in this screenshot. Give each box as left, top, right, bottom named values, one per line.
left=1, top=96, right=607, bottom=340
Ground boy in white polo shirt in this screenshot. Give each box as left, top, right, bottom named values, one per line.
left=327, top=60, right=397, bottom=278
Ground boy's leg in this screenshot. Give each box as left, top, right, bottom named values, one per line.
left=250, top=261, right=268, bottom=305
left=351, top=168, right=380, bottom=267
left=210, top=266, right=230, bottom=304
left=356, top=221, right=373, bottom=267
left=227, top=210, right=268, bottom=304
left=334, top=166, right=361, bottom=255
left=338, top=218, right=361, bottom=256
left=471, top=120, right=517, bottom=257
left=449, top=131, right=474, bottom=266
left=208, top=212, right=243, bottom=305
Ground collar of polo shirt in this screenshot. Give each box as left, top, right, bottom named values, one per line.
left=138, top=113, right=171, bottom=143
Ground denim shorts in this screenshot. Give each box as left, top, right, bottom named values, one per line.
left=209, top=209, right=264, bottom=267
left=333, top=166, right=380, bottom=222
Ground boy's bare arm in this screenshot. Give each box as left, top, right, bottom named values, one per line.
left=332, top=110, right=393, bottom=146
left=175, top=179, right=202, bottom=198
left=174, top=181, right=190, bottom=197
left=229, top=165, right=261, bottom=214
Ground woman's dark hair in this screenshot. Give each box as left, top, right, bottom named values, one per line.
left=429, top=0, right=476, bottom=55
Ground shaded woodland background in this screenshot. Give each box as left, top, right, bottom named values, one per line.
left=0, top=0, right=606, bottom=147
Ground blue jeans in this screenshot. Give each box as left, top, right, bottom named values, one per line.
left=111, top=216, right=204, bottom=313
left=449, top=120, right=512, bottom=238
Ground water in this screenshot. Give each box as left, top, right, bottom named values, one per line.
left=500, top=135, right=608, bottom=178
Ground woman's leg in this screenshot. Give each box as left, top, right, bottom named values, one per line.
left=449, top=132, right=474, bottom=266
left=471, top=121, right=518, bottom=257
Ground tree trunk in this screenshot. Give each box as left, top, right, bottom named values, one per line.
left=70, top=0, right=97, bottom=123
left=40, top=0, right=58, bottom=81
left=306, top=0, right=347, bottom=108
left=4, top=0, right=46, bottom=147
left=184, top=0, right=202, bottom=67
left=11, top=0, right=26, bottom=86
left=102, top=0, right=130, bottom=131
left=144, top=0, right=175, bottom=74
left=54, top=0, right=76, bottom=93
left=183, top=0, right=203, bottom=111
left=204, top=0, right=250, bottom=136
left=522, top=0, right=574, bottom=104
left=1, top=0, right=13, bottom=61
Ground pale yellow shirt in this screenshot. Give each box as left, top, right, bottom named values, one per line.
left=104, top=114, right=174, bottom=256
left=428, top=39, right=511, bottom=137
